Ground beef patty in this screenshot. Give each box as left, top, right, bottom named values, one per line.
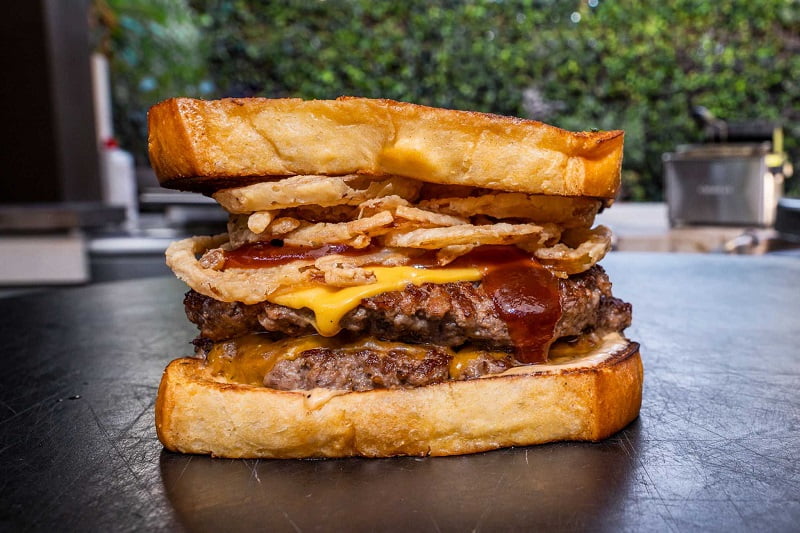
left=185, top=265, right=631, bottom=352
left=264, top=346, right=451, bottom=391
left=261, top=346, right=514, bottom=391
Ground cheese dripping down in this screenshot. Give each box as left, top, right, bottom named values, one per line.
left=268, top=266, right=483, bottom=336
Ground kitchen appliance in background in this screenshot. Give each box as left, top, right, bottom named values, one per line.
left=99, top=137, right=139, bottom=232
left=93, top=53, right=140, bottom=233
left=775, top=197, right=800, bottom=244
left=663, top=109, right=792, bottom=227
left=0, top=1, right=131, bottom=288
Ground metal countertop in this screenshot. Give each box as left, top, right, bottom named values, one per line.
left=1, top=252, right=798, bottom=532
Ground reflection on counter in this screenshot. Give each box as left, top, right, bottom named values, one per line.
left=159, top=424, right=640, bottom=532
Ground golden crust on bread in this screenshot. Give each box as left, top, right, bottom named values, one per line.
left=155, top=337, right=642, bottom=458
left=148, top=97, right=624, bottom=199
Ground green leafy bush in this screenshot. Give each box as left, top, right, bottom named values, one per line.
left=105, top=0, right=800, bottom=199
left=97, top=0, right=212, bottom=162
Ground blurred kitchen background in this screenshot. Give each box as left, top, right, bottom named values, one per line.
left=1, top=0, right=799, bottom=293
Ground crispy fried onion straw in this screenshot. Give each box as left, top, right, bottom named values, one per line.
left=383, top=222, right=560, bottom=249
left=168, top=227, right=611, bottom=303
left=213, top=175, right=422, bottom=214
left=526, top=226, right=612, bottom=278
left=419, top=193, right=601, bottom=229
left=169, top=175, right=613, bottom=298
left=166, top=234, right=411, bottom=304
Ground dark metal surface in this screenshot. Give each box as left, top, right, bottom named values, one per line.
left=776, top=197, right=800, bottom=242
left=1, top=252, right=799, bottom=532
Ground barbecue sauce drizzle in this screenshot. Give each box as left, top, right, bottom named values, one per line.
left=223, top=243, right=562, bottom=364
left=451, top=247, right=561, bottom=364
left=223, top=242, right=372, bottom=268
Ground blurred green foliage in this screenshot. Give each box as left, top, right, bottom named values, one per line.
left=96, top=0, right=213, bottom=162
left=102, top=0, right=800, bottom=199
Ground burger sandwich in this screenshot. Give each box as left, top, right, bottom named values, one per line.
left=149, top=97, right=642, bottom=458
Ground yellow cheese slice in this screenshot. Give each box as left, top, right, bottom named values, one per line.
left=270, top=266, right=482, bottom=336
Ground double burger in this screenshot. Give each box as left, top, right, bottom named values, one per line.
left=150, top=97, right=642, bottom=458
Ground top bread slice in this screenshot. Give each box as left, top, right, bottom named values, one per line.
left=148, top=97, right=624, bottom=199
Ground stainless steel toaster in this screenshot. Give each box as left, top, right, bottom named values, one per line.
left=663, top=143, right=784, bottom=227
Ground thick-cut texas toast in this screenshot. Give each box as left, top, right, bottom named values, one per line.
left=148, top=97, right=624, bottom=198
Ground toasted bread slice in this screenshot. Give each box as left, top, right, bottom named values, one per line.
left=148, top=97, right=624, bottom=198
left=155, top=335, right=642, bottom=458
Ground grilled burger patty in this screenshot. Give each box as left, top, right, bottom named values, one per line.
left=264, top=345, right=456, bottom=391
left=185, top=265, right=631, bottom=351
left=262, top=345, right=517, bottom=391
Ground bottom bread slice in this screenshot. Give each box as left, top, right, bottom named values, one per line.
left=155, top=335, right=642, bottom=458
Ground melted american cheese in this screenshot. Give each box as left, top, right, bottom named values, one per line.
left=269, top=266, right=482, bottom=336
